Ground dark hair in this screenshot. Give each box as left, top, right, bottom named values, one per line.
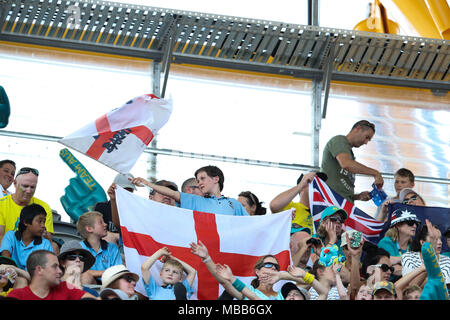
left=351, top=120, right=375, bottom=133
left=0, top=159, right=15, bottom=169
left=394, top=168, right=415, bottom=183
left=361, top=242, right=390, bottom=279
left=411, top=223, right=439, bottom=252
left=238, top=191, right=266, bottom=215
left=311, top=260, right=326, bottom=279
left=15, top=204, right=46, bottom=244
left=251, top=255, right=277, bottom=288
left=26, top=249, right=55, bottom=278
left=195, top=166, right=224, bottom=191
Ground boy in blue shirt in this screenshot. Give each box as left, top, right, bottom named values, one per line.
left=76, top=211, right=123, bottom=284
left=0, top=203, right=53, bottom=270
left=141, top=246, right=196, bottom=300
left=131, top=165, right=249, bottom=216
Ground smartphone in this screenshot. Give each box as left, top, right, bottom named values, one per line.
left=350, top=231, right=362, bottom=248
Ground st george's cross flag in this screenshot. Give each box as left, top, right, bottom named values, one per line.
left=59, top=94, right=172, bottom=174
left=115, top=186, right=292, bottom=300
left=309, top=176, right=391, bottom=244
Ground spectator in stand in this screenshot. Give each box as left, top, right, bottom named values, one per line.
left=110, top=179, right=179, bottom=231
left=190, top=240, right=327, bottom=300
left=401, top=221, right=450, bottom=288
left=377, top=208, right=421, bottom=281
left=141, top=246, right=196, bottom=300
left=0, top=255, right=30, bottom=296
left=443, top=227, right=450, bottom=258
left=131, top=165, right=248, bottom=216
left=181, top=177, right=204, bottom=196
left=398, top=188, right=426, bottom=206
left=77, top=211, right=122, bottom=285
left=0, top=160, right=15, bottom=197
left=57, top=240, right=98, bottom=297
left=320, top=120, right=383, bottom=203
left=0, top=204, right=53, bottom=273
left=280, top=281, right=309, bottom=300
left=100, top=264, right=139, bottom=300
left=93, top=173, right=137, bottom=246
left=402, top=284, right=422, bottom=300
left=7, top=249, right=97, bottom=300
left=0, top=167, right=56, bottom=252
left=362, top=243, right=393, bottom=287
left=372, top=281, right=397, bottom=300
left=375, top=168, right=415, bottom=221
left=237, top=191, right=266, bottom=216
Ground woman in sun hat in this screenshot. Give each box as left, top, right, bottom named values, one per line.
left=58, top=240, right=98, bottom=297
left=100, top=264, right=139, bottom=300
left=377, top=208, right=421, bottom=281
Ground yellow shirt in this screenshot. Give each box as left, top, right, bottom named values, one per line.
left=283, top=201, right=313, bottom=233
left=0, top=195, right=54, bottom=234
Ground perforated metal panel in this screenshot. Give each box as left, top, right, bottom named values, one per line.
left=0, top=0, right=449, bottom=90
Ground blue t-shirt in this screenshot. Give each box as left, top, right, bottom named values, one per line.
left=80, top=239, right=122, bottom=271
left=179, top=192, right=248, bottom=216
left=0, top=230, right=53, bottom=270
left=143, top=277, right=194, bottom=300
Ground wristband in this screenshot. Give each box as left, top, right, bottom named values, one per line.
left=202, top=256, right=211, bottom=263
left=232, top=278, right=246, bottom=292
left=303, top=272, right=315, bottom=284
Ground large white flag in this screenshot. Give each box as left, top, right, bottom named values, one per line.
left=59, top=94, right=172, bottom=174
left=115, top=186, right=292, bottom=300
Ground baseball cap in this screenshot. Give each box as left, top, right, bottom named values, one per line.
left=281, top=282, right=309, bottom=300
left=372, top=281, right=396, bottom=297
left=113, top=173, right=137, bottom=191
left=320, top=206, right=348, bottom=223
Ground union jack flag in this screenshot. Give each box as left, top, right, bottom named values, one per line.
left=308, top=177, right=392, bottom=244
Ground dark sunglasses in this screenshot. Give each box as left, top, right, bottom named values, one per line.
left=16, top=167, right=39, bottom=178
left=403, top=195, right=418, bottom=204
left=120, top=275, right=136, bottom=283
left=404, top=220, right=419, bottom=227
left=375, top=263, right=395, bottom=273
left=328, top=215, right=343, bottom=223
left=259, top=262, right=280, bottom=271
left=66, top=254, right=86, bottom=262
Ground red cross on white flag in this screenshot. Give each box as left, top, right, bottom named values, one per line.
left=115, top=187, right=292, bottom=300
left=59, top=94, right=172, bottom=174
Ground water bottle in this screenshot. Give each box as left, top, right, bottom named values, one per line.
left=370, top=183, right=387, bottom=206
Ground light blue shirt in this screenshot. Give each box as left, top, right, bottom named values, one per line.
left=0, top=230, right=53, bottom=270
left=179, top=192, right=249, bottom=216
left=80, top=239, right=122, bottom=271
left=143, top=277, right=194, bottom=300
left=244, top=284, right=284, bottom=300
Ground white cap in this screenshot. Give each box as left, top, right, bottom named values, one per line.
left=113, top=173, right=136, bottom=191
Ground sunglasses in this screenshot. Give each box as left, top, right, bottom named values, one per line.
left=259, top=262, right=280, bottom=271
left=374, top=263, right=395, bottom=273
left=403, top=195, right=418, bottom=204
left=16, top=167, right=39, bottom=178
left=328, top=215, right=344, bottom=223
left=66, top=254, right=86, bottom=262
left=404, top=220, right=419, bottom=227
left=120, top=275, right=136, bottom=283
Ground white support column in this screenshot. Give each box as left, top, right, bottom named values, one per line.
left=147, top=61, right=161, bottom=182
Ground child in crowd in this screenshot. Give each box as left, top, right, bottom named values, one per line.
left=77, top=211, right=122, bottom=284
left=0, top=204, right=53, bottom=270
left=141, top=246, right=196, bottom=300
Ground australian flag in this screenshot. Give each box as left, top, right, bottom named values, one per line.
left=309, top=177, right=391, bottom=244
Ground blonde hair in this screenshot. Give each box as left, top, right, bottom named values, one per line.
left=76, top=211, right=103, bottom=239
left=162, top=258, right=184, bottom=273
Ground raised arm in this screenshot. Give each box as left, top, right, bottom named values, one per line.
left=131, top=177, right=181, bottom=202
left=170, top=255, right=197, bottom=287
left=269, top=172, right=316, bottom=213
left=190, top=241, right=243, bottom=299
left=287, top=265, right=329, bottom=299
left=216, top=264, right=260, bottom=300
left=141, top=247, right=171, bottom=284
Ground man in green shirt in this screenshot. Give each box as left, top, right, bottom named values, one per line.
left=320, top=120, right=384, bottom=203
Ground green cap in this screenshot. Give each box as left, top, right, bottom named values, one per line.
left=320, top=206, right=348, bottom=222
